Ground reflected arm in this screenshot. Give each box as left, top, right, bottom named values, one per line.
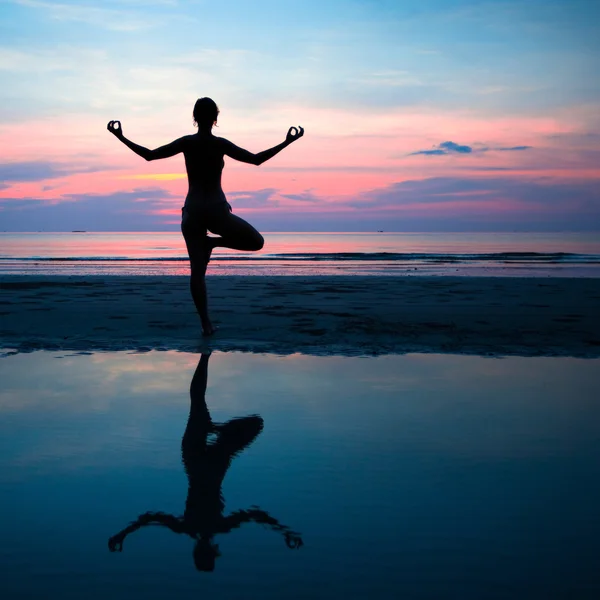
left=108, top=512, right=186, bottom=551
left=221, top=507, right=303, bottom=548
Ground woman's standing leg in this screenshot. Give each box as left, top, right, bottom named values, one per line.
left=182, top=210, right=216, bottom=335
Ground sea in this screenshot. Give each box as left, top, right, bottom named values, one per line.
left=1, top=231, right=599, bottom=277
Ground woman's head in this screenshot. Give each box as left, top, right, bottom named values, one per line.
left=193, top=97, right=219, bottom=130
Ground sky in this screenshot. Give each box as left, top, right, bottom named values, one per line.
left=0, top=0, right=599, bottom=232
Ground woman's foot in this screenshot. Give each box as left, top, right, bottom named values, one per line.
left=201, top=319, right=218, bottom=336
left=204, top=236, right=215, bottom=264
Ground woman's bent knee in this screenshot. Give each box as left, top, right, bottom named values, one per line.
left=254, top=233, right=264, bottom=251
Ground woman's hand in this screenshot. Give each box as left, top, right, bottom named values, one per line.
left=284, top=531, right=304, bottom=549
left=107, top=120, right=124, bottom=140
left=286, top=126, right=304, bottom=144
left=108, top=534, right=125, bottom=552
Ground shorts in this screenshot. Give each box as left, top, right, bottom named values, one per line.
left=181, top=202, right=232, bottom=238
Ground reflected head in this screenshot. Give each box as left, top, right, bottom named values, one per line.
left=193, top=538, right=220, bottom=572
left=193, top=97, right=219, bottom=130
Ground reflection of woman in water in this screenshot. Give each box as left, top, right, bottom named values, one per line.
left=108, top=353, right=303, bottom=572
left=107, top=99, right=304, bottom=335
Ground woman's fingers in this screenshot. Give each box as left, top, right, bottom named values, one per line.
left=286, top=126, right=304, bottom=142
left=107, top=120, right=122, bottom=136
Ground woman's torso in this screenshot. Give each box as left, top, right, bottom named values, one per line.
left=183, top=133, right=227, bottom=210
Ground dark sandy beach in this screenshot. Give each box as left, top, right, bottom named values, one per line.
left=1, top=275, right=599, bottom=356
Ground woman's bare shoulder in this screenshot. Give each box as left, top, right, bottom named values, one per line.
left=212, top=135, right=232, bottom=146
left=175, top=134, right=195, bottom=149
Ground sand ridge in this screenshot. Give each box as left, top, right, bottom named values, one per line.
left=1, top=275, right=599, bottom=357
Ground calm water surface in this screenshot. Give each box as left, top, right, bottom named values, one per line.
left=1, top=232, right=599, bottom=276
left=0, top=351, right=599, bottom=599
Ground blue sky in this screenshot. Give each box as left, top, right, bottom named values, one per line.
left=0, top=0, right=599, bottom=231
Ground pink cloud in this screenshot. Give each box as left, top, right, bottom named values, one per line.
left=1, top=104, right=599, bottom=230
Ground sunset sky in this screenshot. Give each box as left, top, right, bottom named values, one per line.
left=1, top=0, right=599, bottom=231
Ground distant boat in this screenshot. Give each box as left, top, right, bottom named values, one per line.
left=377, top=230, right=384, bottom=233
left=71, top=230, right=87, bottom=233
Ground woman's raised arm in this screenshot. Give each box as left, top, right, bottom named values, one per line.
left=107, top=120, right=188, bottom=161
left=220, top=126, right=304, bottom=166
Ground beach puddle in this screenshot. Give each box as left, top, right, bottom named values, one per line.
left=0, top=351, right=598, bottom=599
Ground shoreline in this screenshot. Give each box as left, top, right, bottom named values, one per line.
left=1, top=275, right=599, bottom=357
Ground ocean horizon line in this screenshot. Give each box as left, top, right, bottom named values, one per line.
left=3, top=229, right=600, bottom=234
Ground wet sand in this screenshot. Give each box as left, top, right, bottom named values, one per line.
left=1, top=275, right=599, bottom=357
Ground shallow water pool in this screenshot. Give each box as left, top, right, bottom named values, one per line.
left=0, top=351, right=598, bottom=599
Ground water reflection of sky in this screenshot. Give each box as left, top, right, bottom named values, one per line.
left=0, top=351, right=599, bottom=599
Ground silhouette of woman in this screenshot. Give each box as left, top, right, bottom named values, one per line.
left=107, top=99, right=304, bottom=335
left=108, top=353, right=303, bottom=572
